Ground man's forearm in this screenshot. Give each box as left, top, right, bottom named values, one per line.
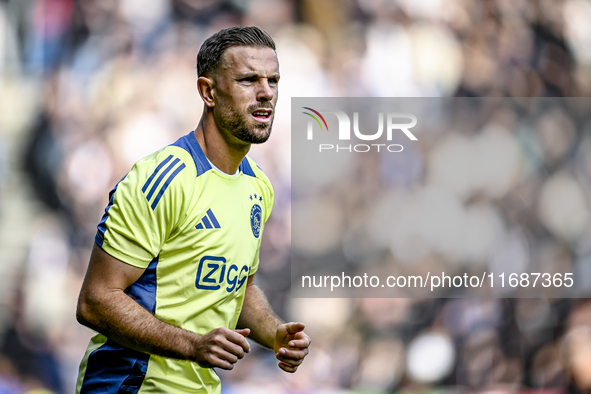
left=237, top=282, right=283, bottom=349
left=77, top=288, right=199, bottom=361
left=77, top=243, right=251, bottom=370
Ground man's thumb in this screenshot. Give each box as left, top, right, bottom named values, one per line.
left=235, top=328, right=251, bottom=337
left=285, top=322, right=305, bottom=334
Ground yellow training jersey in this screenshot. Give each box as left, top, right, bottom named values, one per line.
left=76, top=131, right=274, bottom=393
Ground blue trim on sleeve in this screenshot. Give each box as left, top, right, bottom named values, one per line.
left=151, top=163, right=186, bottom=210
left=170, top=132, right=212, bottom=177
left=80, top=257, right=158, bottom=393
left=142, top=155, right=173, bottom=193
left=146, top=158, right=180, bottom=201
left=95, top=176, right=126, bottom=247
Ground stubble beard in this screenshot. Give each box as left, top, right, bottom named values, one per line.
left=217, top=103, right=273, bottom=144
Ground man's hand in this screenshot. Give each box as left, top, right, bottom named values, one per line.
left=193, top=327, right=251, bottom=370
left=274, top=322, right=311, bottom=373
left=237, top=279, right=311, bottom=372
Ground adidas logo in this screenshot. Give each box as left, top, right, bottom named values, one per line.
left=195, top=209, right=221, bottom=229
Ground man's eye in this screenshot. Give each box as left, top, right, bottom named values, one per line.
left=240, top=77, right=256, bottom=82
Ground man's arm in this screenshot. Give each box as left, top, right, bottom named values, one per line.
left=76, top=243, right=251, bottom=370
left=237, top=275, right=311, bottom=373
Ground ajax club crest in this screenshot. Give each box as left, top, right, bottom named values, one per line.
left=249, top=194, right=263, bottom=238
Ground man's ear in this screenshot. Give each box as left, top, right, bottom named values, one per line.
left=197, top=76, right=215, bottom=108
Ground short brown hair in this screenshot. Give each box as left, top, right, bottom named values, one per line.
left=197, top=26, right=276, bottom=77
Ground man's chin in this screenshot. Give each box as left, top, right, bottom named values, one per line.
left=236, top=126, right=272, bottom=144
left=248, top=130, right=272, bottom=144
left=249, top=135, right=271, bottom=144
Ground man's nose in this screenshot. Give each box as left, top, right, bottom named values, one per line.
left=257, top=79, right=275, bottom=101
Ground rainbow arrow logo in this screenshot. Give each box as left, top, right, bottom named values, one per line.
left=302, top=107, right=329, bottom=131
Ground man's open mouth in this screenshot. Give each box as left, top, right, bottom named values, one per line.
left=252, top=109, right=272, bottom=122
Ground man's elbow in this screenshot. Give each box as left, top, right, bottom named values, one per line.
left=76, top=291, right=97, bottom=329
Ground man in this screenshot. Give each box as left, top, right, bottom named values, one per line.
left=75, top=26, right=310, bottom=393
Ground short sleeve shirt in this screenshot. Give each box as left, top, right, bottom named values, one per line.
left=77, top=131, right=274, bottom=394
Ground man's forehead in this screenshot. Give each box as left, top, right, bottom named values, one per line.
left=220, top=46, right=279, bottom=73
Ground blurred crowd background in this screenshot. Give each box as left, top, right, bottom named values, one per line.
left=290, top=97, right=591, bottom=299
left=0, top=0, right=590, bottom=393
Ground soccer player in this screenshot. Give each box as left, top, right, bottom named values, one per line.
left=75, top=26, right=310, bottom=393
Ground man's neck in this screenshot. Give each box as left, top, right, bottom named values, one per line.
left=193, top=118, right=251, bottom=175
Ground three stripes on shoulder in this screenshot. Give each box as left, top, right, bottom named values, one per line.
left=142, top=155, right=186, bottom=210
left=142, top=155, right=222, bottom=229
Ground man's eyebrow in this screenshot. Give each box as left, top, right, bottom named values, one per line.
left=235, top=72, right=258, bottom=79
left=234, top=72, right=281, bottom=80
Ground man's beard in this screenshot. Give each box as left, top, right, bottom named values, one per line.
left=217, top=103, right=273, bottom=144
